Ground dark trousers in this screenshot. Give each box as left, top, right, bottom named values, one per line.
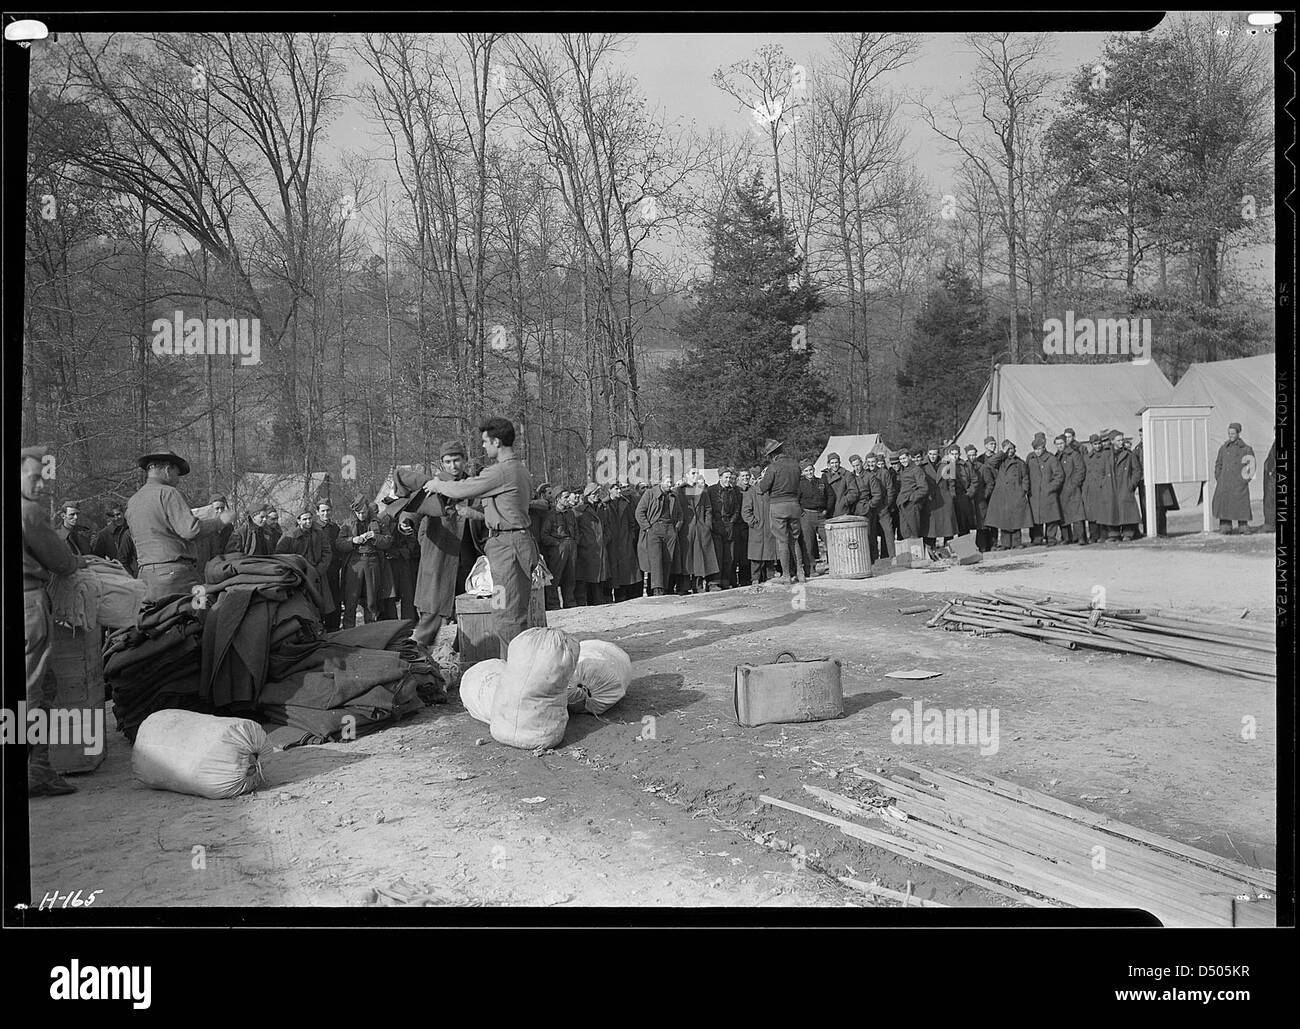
left=645, top=523, right=676, bottom=591
left=712, top=534, right=734, bottom=587
left=769, top=499, right=805, bottom=579
left=799, top=509, right=822, bottom=568
left=975, top=526, right=996, bottom=552
left=1029, top=522, right=1060, bottom=544
left=873, top=510, right=896, bottom=558
left=750, top=560, right=773, bottom=583
left=573, top=580, right=603, bottom=606
left=732, top=532, right=749, bottom=584
left=485, top=530, right=536, bottom=659
left=997, top=529, right=1023, bottom=549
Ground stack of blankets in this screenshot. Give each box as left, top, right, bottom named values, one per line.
left=104, top=555, right=444, bottom=745
left=49, top=557, right=147, bottom=630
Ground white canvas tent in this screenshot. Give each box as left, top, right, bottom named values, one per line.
left=955, top=363, right=1174, bottom=453
left=813, top=434, right=887, bottom=474
left=1170, top=354, right=1274, bottom=502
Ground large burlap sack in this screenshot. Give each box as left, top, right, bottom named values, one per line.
left=132, top=710, right=268, bottom=799
left=490, top=627, right=579, bottom=749
left=567, top=639, right=632, bottom=715
left=461, top=658, right=506, bottom=723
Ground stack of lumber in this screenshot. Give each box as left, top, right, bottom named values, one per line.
left=762, top=762, right=1275, bottom=927
left=929, top=588, right=1274, bottom=681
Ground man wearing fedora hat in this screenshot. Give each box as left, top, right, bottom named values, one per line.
left=126, top=451, right=233, bottom=601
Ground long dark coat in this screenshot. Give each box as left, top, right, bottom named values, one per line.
left=850, top=470, right=885, bottom=517
left=1112, top=449, right=1142, bottom=524
left=1058, top=445, right=1087, bottom=524
left=412, top=471, right=469, bottom=619
left=822, top=467, right=859, bottom=517
left=984, top=451, right=1032, bottom=530
left=677, top=485, right=719, bottom=577
left=275, top=525, right=334, bottom=613
left=1025, top=450, right=1064, bottom=524
left=922, top=460, right=960, bottom=537
left=741, top=486, right=777, bottom=561
left=1213, top=437, right=1255, bottom=522
left=708, top=482, right=743, bottom=576
left=541, top=506, right=578, bottom=583
left=574, top=504, right=606, bottom=582
left=1082, top=447, right=1110, bottom=522
left=602, top=498, right=641, bottom=587
left=635, top=486, right=681, bottom=574
left=955, top=461, right=978, bottom=532
left=968, top=457, right=992, bottom=525
left=897, top=464, right=929, bottom=538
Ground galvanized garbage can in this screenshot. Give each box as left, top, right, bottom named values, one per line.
left=824, top=515, right=873, bottom=579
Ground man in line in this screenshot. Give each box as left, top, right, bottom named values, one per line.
left=868, top=453, right=897, bottom=559
left=1108, top=431, right=1142, bottom=541
left=822, top=453, right=859, bottom=518
left=423, top=418, right=537, bottom=656
left=231, top=504, right=274, bottom=556
left=22, top=445, right=87, bottom=797
left=922, top=445, right=961, bottom=548
left=315, top=500, right=344, bottom=631
left=192, top=495, right=234, bottom=570
left=636, top=475, right=680, bottom=597
left=1056, top=432, right=1088, bottom=545
left=92, top=503, right=130, bottom=564
left=797, top=459, right=829, bottom=574
left=896, top=450, right=928, bottom=542
left=732, top=469, right=753, bottom=586
left=1026, top=432, right=1064, bottom=546
left=276, top=510, right=336, bottom=618
left=708, top=467, right=743, bottom=590
left=126, top=451, right=233, bottom=601
left=337, top=496, right=394, bottom=627
left=56, top=505, right=95, bottom=555
left=1212, top=422, right=1255, bottom=534
left=848, top=453, right=886, bottom=562
left=573, top=483, right=607, bottom=605
left=757, top=439, right=806, bottom=584
left=984, top=441, right=1032, bottom=550
left=264, top=509, right=283, bottom=550
left=741, top=465, right=777, bottom=584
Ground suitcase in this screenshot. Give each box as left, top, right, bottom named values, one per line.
left=733, top=651, right=844, bottom=727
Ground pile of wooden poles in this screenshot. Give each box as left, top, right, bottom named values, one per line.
left=928, top=588, right=1275, bottom=681
left=762, top=762, right=1276, bottom=926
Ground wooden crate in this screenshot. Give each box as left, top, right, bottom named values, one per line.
left=455, top=588, right=547, bottom=665
left=47, top=623, right=107, bottom=775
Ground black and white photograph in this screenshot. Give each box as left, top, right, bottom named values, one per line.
left=6, top=9, right=1293, bottom=989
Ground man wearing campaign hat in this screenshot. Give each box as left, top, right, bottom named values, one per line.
left=126, top=451, right=233, bottom=601
left=757, top=439, right=806, bottom=583
left=1212, top=422, right=1255, bottom=533
left=22, top=444, right=86, bottom=796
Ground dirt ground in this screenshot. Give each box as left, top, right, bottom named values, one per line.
left=28, top=517, right=1277, bottom=913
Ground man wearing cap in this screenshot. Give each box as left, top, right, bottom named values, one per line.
left=92, top=502, right=131, bottom=564
left=423, top=418, right=537, bottom=655
left=56, top=505, right=94, bottom=555
left=677, top=468, right=719, bottom=594
left=741, top=465, right=777, bottom=584
left=22, top=445, right=87, bottom=796
left=1212, top=422, right=1255, bottom=533
left=1055, top=432, right=1087, bottom=544
left=757, top=439, right=806, bottom=583
left=1110, top=430, right=1142, bottom=541
left=984, top=441, right=1032, bottom=549
left=1025, top=432, right=1064, bottom=546
left=636, top=472, right=682, bottom=596
left=868, top=453, right=897, bottom=558
left=922, top=445, right=961, bottom=547
left=956, top=446, right=979, bottom=535
left=797, top=459, right=829, bottom=573
left=126, top=451, right=233, bottom=601
left=822, top=453, right=859, bottom=518
left=708, top=467, right=743, bottom=589
left=337, top=495, right=394, bottom=626
left=572, top=483, right=608, bottom=605
left=315, top=500, right=345, bottom=630
left=276, top=510, right=337, bottom=617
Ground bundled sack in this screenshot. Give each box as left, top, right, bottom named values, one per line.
left=461, top=658, right=507, bottom=723
left=466, top=555, right=493, bottom=597
left=567, top=639, right=632, bottom=715
left=490, top=627, right=580, bottom=749
left=132, top=710, right=269, bottom=799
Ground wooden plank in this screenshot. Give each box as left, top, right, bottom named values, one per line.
left=901, top=762, right=1275, bottom=891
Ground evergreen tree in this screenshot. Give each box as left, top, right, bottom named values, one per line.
left=664, top=171, right=834, bottom=466
left=896, top=262, right=997, bottom=446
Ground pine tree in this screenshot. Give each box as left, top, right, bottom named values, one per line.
left=665, top=171, right=833, bottom=466
left=896, top=262, right=997, bottom=447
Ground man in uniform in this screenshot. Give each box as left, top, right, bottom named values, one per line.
left=757, top=439, right=805, bottom=584
left=707, top=467, right=743, bottom=589
left=1026, top=432, right=1064, bottom=546
left=635, top=473, right=681, bottom=597
left=126, top=451, right=232, bottom=601
left=424, top=418, right=537, bottom=657
left=23, top=445, right=87, bottom=796
left=92, top=503, right=130, bottom=563
left=315, top=500, right=344, bottom=631
left=1212, top=422, right=1255, bottom=533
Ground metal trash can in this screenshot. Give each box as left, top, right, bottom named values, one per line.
left=824, top=515, right=873, bottom=579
